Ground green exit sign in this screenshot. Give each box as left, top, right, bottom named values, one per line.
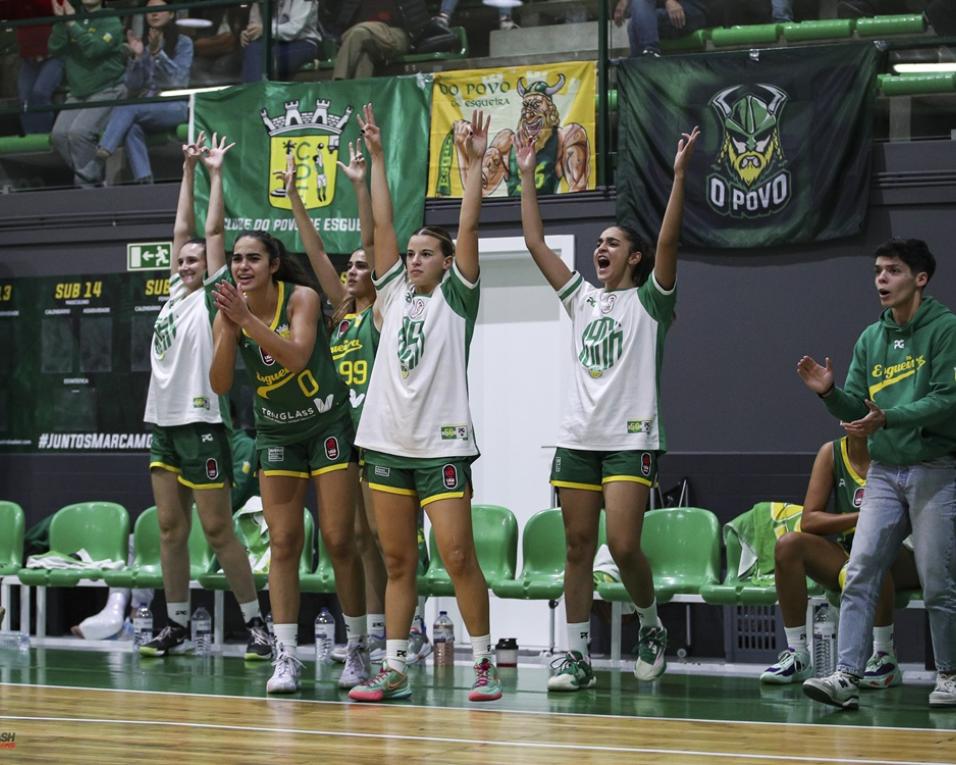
left=127, top=241, right=172, bottom=271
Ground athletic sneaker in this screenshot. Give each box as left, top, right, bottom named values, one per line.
left=407, top=616, right=432, bottom=665
left=266, top=646, right=303, bottom=694
left=803, top=670, right=860, bottom=710
left=929, top=672, right=956, bottom=707
left=547, top=651, right=596, bottom=691
left=860, top=650, right=902, bottom=689
left=338, top=641, right=372, bottom=689
left=244, top=617, right=274, bottom=661
left=468, top=658, right=503, bottom=701
left=348, top=663, right=412, bottom=702
left=760, top=648, right=812, bottom=685
left=332, top=632, right=385, bottom=664
left=634, top=625, right=667, bottom=681
left=139, top=623, right=192, bottom=657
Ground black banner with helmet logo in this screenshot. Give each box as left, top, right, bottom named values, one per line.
left=616, top=44, right=878, bottom=249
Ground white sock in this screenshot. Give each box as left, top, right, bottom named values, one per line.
left=386, top=639, right=409, bottom=673
left=239, top=599, right=261, bottom=625
left=167, top=601, right=189, bottom=629
left=344, top=613, right=367, bottom=645
left=567, top=621, right=590, bottom=657
left=873, top=624, right=894, bottom=654
left=635, top=600, right=662, bottom=629
left=784, top=625, right=808, bottom=652
left=471, top=634, right=492, bottom=663
left=368, top=613, right=385, bottom=636
left=273, top=623, right=298, bottom=655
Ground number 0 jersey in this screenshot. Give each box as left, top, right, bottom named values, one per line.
left=330, top=304, right=379, bottom=429
left=355, top=259, right=479, bottom=459
left=144, top=269, right=223, bottom=427
left=238, top=280, right=350, bottom=447
left=556, top=271, right=676, bottom=451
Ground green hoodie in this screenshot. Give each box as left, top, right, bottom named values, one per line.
left=824, top=296, right=956, bottom=465
left=48, top=12, right=124, bottom=100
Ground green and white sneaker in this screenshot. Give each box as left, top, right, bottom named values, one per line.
left=860, top=650, right=902, bottom=689
left=348, top=663, right=412, bottom=702
left=760, top=648, right=813, bottom=685
left=634, top=625, right=667, bottom=682
left=547, top=651, right=596, bottom=692
left=468, top=657, right=502, bottom=701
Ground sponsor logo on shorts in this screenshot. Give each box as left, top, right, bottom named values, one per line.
left=267, top=446, right=284, bottom=463
left=440, top=424, right=468, bottom=440
left=640, top=452, right=652, bottom=477
left=201, top=432, right=214, bottom=443
left=324, top=436, right=339, bottom=460
left=554, top=455, right=562, bottom=472
left=442, top=464, right=459, bottom=490
left=205, top=458, right=219, bottom=480
left=853, top=486, right=865, bottom=508
left=374, top=465, right=391, bottom=478
left=192, top=396, right=210, bottom=410
left=627, top=420, right=651, bottom=434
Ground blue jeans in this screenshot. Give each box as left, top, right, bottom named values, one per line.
left=17, top=57, right=64, bottom=134
left=772, top=0, right=794, bottom=21
left=837, top=459, right=956, bottom=675
left=241, top=38, right=319, bottom=82
left=99, top=101, right=188, bottom=181
left=627, top=0, right=709, bottom=55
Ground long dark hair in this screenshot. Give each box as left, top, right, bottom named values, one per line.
left=617, top=225, right=656, bottom=287
left=330, top=248, right=374, bottom=329
left=143, top=0, right=180, bottom=58
left=232, top=230, right=318, bottom=291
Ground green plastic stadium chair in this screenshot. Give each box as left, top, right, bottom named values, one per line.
left=103, top=506, right=214, bottom=588
left=17, top=502, right=129, bottom=587
left=781, top=19, right=854, bottom=42
left=660, top=28, right=711, bottom=52
left=596, top=507, right=720, bottom=605
left=493, top=508, right=566, bottom=600
left=199, top=507, right=314, bottom=591
left=878, top=72, right=956, bottom=97
left=0, top=501, right=25, bottom=575
left=855, top=13, right=925, bottom=37
left=423, top=504, right=517, bottom=596
left=710, top=23, right=781, bottom=48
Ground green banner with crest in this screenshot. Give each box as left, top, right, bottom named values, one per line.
left=192, top=77, right=432, bottom=254
left=616, top=44, right=878, bottom=249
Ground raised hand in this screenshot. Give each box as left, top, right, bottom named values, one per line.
left=273, top=151, right=297, bottom=198
left=182, top=130, right=206, bottom=166
left=200, top=132, right=236, bottom=173
left=356, top=103, right=382, bottom=157
left=674, top=125, right=700, bottom=175
left=336, top=139, right=367, bottom=184
left=52, top=0, right=64, bottom=16
left=61, top=0, right=75, bottom=17
left=841, top=399, right=886, bottom=436
left=796, top=355, right=834, bottom=395
left=214, top=280, right=252, bottom=328
left=127, top=28, right=145, bottom=57
left=455, top=109, right=491, bottom=165
left=515, top=131, right=536, bottom=175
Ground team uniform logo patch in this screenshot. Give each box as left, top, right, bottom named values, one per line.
left=324, top=437, right=339, bottom=460
left=442, top=464, right=459, bottom=490
left=853, top=486, right=865, bottom=508
left=205, top=458, right=219, bottom=480
left=579, top=317, right=623, bottom=378
left=640, top=452, right=652, bottom=477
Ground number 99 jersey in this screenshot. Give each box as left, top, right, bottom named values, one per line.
left=330, top=305, right=379, bottom=430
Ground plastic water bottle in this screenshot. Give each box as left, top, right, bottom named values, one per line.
left=133, top=606, right=153, bottom=647
left=191, top=606, right=212, bottom=657
left=0, top=631, right=29, bottom=653
left=433, top=610, right=455, bottom=666
left=314, top=608, right=335, bottom=664
left=812, top=602, right=836, bottom=677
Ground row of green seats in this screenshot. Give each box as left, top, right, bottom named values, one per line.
left=0, top=123, right=189, bottom=157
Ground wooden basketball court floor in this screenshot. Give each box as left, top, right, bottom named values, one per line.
left=1, top=647, right=954, bottom=764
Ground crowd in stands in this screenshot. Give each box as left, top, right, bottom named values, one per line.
left=0, top=0, right=953, bottom=186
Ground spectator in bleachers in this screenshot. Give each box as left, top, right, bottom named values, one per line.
left=185, top=0, right=251, bottom=86
left=48, top=0, right=125, bottom=187
left=240, top=0, right=323, bottom=82
left=434, top=0, right=518, bottom=31
left=94, top=0, right=192, bottom=184
left=613, top=0, right=716, bottom=56
left=1, top=0, right=65, bottom=134
left=332, top=1, right=411, bottom=80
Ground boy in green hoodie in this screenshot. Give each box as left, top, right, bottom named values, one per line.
left=48, top=0, right=125, bottom=186
left=796, top=238, right=956, bottom=710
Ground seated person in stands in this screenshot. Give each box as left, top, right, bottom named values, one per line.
left=760, top=433, right=920, bottom=687
left=1, top=0, right=65, bottom=134
left=240, top=0, right=323, bottom=82
left=48, top=0, right=125, bottom=187
left=95, top=0, right=192, bottom=184
left=332, top=0, right=412, bottom=80
left=613, top=0, right=717, bottom=56
left=184, top=0, right=250, bottom=86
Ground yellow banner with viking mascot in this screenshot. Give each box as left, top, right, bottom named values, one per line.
left=428, top=61, right=596, bottom=198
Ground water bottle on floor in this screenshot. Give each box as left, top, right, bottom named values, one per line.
left=133, top=606, right=153, bottom=647
left=812, top=602, right=836, bottom=677
left=433, top=610, right=455, bottom=666
left=191, top=606, right=212, bottom=657
left=0, top=631, right=29, bottom=653
left=314, top=608, right=335, bottom=664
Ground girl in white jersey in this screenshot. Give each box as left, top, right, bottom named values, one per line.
left=517, top=126, right=700, bottom=691
left=349, top=105, right=502, bottom=703
left=141, top=133, right=270, bottom=660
